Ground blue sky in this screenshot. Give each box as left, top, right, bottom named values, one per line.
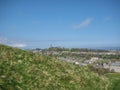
left=0, top=0, right=120, bottom=48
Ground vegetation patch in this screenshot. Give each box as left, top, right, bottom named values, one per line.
left=0, top=44, right=113, bottom=90
left=106, top=73, right=120, bottom=90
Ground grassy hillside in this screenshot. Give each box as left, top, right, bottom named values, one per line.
left=106, top=73, right=120, bottom=90
left=0, top=44, right=111, bottom=90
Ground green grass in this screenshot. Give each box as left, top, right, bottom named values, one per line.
left=0, top=44, right=111, bottom=90
left=106, top=73, right=120, bottom=90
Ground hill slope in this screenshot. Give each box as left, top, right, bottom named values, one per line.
left=0, top=44, right=111, bottom=90
left=106, top=73, right=120, bottom=90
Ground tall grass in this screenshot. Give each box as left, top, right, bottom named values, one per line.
left=0, top=44, right=111, bottom=90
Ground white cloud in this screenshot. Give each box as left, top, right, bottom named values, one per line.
left=0, top=36, right=27, bottom=48
left=73, top=18, right=93, bottom=29
left=9, top=43, right=27, bottom=48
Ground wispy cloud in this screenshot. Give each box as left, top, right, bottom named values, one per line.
left=9, top=43, right=27, bottom=48
left=105, top=17, right=111, bottom=21
left=0, top=36, right=27, bottom=48
left=73, top=18, right=93, bottom=29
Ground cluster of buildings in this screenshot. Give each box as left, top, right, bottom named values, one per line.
left=103, top=61, right=120, bottom=72
left=32, top=48, right=120, bottom=72
left=84, top=57, right=99, bottom=64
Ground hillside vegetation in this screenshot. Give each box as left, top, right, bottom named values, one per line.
left=106, top=73, right=120, bottom=90
left=0, top=44, right=111, bottom=90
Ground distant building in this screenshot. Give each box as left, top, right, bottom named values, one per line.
left=74, top=62, right=79, bottom=65
left=91, top=57, right=99, bottom=60
left=103, top=61, right=120, bottom=72
left=84, top=57, right=99, bottom=64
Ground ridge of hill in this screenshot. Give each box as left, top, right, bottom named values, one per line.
left=0, top=44, right=111, bottom=90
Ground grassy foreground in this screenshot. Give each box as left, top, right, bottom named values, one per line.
left=0, top=44, right=111, bottom=90
left=106, top=73, right=120, bottom=90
